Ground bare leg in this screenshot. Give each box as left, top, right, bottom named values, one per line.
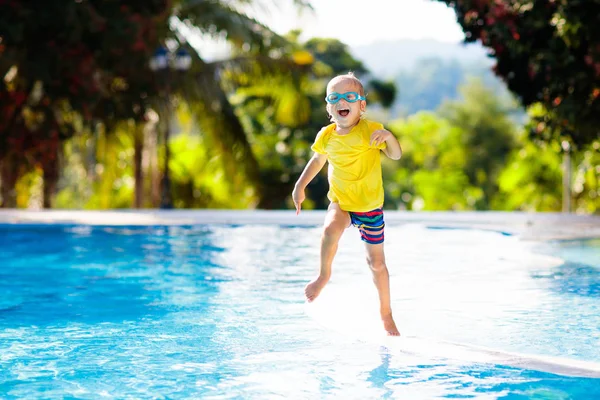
left=364, top=242, right=400, bottom=336
left=305, top=202, right=350, bottom=302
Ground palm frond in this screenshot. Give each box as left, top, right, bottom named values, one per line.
left=164, top=2, right=315, bottom=195
left=164, top=33, right=313, bottom=177
left=175, top=0, right=288, bottom=51
left=173, top=59, right=261, bottom=191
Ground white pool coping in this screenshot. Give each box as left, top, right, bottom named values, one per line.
left=0, top=209, right=599, bottom=241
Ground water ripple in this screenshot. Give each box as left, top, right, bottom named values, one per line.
left=0, top=224, right=599, bottom=398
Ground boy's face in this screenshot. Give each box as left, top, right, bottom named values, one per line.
left=326, top=78, right=366, bottom=128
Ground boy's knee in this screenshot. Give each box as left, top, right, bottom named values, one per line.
left=323, top=223, right=344, bottom=240
left=366, top=256, right=386, bottom=272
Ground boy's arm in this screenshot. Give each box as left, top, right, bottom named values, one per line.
left=371, top=129, right=402, bottom=160
left=292, top=152, right=328, bottom=214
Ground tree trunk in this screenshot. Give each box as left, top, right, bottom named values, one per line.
left=562, top=142, right=572, bottom=213
left=134, top=123, right=144, bottom=208
left=42, top=148, right=60, bottom=209
left=0, top=154, right=19, bottom=208
left=149, top=124, right=160, bottom=207
left=42, top=168, right=58, bottom=209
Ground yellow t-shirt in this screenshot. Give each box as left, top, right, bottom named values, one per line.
left=311, top=119, right=387, bottom=212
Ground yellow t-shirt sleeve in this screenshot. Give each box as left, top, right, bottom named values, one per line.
left=366, top=121, right=387, bottom=150
left=311, top=126, right=328, bottom=154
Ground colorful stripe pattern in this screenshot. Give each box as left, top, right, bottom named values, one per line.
left=349, top=208, right=385, bottom=244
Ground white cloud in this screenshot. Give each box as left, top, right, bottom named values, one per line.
left=267, top=0, right=465, bottom=46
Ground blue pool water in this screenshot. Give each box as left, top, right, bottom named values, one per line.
left=0, top=223, right=599, bottom=399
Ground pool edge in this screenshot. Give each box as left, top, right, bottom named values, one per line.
left=0, top=209, right=599, bottom=241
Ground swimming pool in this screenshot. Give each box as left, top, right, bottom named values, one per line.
left=0, top=223, right=599, bottom=398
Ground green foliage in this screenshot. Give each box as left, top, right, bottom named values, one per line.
left=1, top=0, right=312, bottom=208
left=494, top=140, right=563, bottom=211
left=0, top=0, right=166, bottom=129
left=55, top=124, right=137, bottom=210
left=5, top=0, right=597, bottom=214
left=304, top=37, right=367, bottom=76
left=85, top=126, right=136, bottom=209
left=383, top=79, right=518, bottom=211
left=169, top=133, right=255, bottom=209
left=412, top=169, right=482, bottom=211
left=436, top=0, right=600, bottom=147
left=0, top=0, right=168, bottom=207
left=385, top=81, right=599, bottom=213
left=54, top=133, right=96, bottom=209
left=495, top=107, right=600, bottom=213
left=366, top=79, right=397, bottom=109
left=385, top=112, right=483, bottom=210
left=572, top=142, right=600, bottom=213
left=438, top=78, right=518, bottom=208
left=233, top=76, right=331, bottom=209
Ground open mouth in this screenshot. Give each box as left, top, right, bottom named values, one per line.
left=337, top=109, right=350, bottom=117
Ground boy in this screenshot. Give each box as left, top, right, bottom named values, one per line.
left=292, top=72, right=402, bottom=336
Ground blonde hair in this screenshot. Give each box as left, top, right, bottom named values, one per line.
left=327, top=71, right=365, bottom=96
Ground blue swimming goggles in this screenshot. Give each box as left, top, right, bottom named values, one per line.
left=325, top=91, right=366, bottom=104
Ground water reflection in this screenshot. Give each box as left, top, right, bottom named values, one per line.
left=532, top=261, right=600, bottom=297
left=367, top=351, right=394, bottom=398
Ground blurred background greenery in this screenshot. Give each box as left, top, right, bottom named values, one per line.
left=0, top=0, right=598, bottom=213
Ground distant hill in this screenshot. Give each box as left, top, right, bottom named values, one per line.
left=347, top=39, right=520, bottom=119
left=350, top=38, right=494, bottom=78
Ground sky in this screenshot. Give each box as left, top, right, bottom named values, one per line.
left=266, top=0, right=465, bottom=46
left=181, top=0, right=466, bottom=60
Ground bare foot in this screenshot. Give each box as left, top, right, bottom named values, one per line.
left=304, top=275, right=329, bottom=302
left=382, top=314, right=400, bottom=336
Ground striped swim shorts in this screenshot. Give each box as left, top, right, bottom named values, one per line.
left=349, top=208, right=385, bottom=244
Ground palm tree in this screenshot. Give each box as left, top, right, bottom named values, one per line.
left=137, top=0, right=314, bottom=208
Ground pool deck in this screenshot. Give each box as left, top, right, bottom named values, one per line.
left=0, top=209, right=598, bottom=241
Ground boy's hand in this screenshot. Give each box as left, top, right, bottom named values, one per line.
left=292, top=187, right=305, bottom=215
left=370, top=129, right=392, bottom=147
